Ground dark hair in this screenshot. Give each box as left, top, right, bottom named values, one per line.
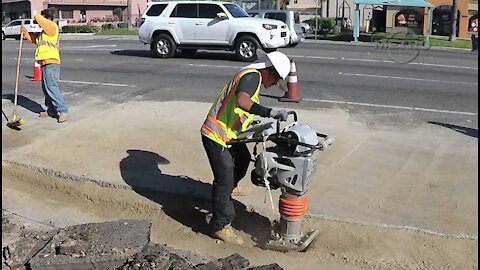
left=41, top=9, right=53, bottom=20
left=266, top=66, right=281, bottom=80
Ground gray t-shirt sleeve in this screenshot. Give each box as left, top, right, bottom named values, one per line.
left=235, top=72, right=261, bottom=97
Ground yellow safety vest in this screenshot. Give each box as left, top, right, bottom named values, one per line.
left=201, top=68, right=262, bottom=148
left=35, top=26, right=60, bottom=62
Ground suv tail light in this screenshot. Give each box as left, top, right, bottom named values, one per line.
left=139, top=18, right=145, bottom=27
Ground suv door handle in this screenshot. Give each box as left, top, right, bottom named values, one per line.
left=195, top=22, right=203, bottom=25
left=168, top=22, right=175, bottom=24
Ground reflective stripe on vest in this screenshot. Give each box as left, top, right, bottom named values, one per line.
left=201, top=68, right=262, bottom=147
left=36, top=27, right=60, bottom=61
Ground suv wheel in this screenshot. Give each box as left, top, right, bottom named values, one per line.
left=152, top=34, right=176, bottom=58
left=235, top=36, right=260, bottom=62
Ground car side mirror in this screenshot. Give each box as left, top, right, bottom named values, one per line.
left=216, top=12, right=228, bottom=20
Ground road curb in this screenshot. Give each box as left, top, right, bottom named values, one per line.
left=57, top=34, right=474, bottom=53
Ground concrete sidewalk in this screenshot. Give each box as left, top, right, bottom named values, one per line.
left=2, top=100, right=478, bottom=240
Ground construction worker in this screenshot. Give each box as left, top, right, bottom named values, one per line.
left=22, top=9, right=69, bottom=123
left=201, top=51, right=291, bottom=245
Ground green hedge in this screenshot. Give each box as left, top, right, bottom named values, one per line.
left=62, top=24, right=99, bottom=33
left=117, top=22, right=128, bottom=28
left=102, top=23, right=116, bottom=30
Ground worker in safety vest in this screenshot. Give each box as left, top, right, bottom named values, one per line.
left=201, top=51, right=291, bottom=245
left=22, top=9, right=69, bottom=123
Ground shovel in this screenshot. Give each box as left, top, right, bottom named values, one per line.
left=7, top=21, right=26, bottom=129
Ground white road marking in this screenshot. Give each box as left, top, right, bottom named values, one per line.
left=188, top=64, right=239, bottom=69
left=60, top=79, right=136, bottom=87
left=290, top=55, right=476, bottom=69
left=340, top=72, right=478, bottom=86
left=409, top=62, right=478, bottom=70
left=343, top=58, right=382, bottom=62
left=290, top=54, right=336, bottom=60
left=61, top=45, right=117, bottom=49
left=303, top=98, right=477, bottom=116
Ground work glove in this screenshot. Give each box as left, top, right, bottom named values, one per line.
left=269, top=109, right=289, bottom=121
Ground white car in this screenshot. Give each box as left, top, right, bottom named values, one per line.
left=138, top=1, right=290, bottom=61
left=2, top=19, right=42, bottom=40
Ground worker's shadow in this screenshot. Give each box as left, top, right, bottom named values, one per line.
left=2, top=94, right=44, bottom=114
left=119, top=149, right=272, bottom=248
left=428, top=121, right=478, bottom=139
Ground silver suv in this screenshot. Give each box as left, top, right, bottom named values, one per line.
left=138, top=1, right=290, bottom=61
left=247, top=10, right=305, bottom=47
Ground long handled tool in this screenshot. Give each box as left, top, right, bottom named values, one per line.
left=7, top=22, right=26, bottom=129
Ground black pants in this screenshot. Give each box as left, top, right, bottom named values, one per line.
left=202, top=135, right=251, bottom=232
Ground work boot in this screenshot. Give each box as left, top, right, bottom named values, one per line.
left=39, top=110, right=57, bottom=118
left=232, top=186, right=250, bottom=196
left=212, top=224, right=243, bottom=245
left=57, top=112, right=69, bottom=123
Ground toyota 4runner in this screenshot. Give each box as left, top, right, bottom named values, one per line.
left=138, top=1, right=290, bottom=61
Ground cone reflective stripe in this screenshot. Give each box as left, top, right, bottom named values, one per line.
left=280, top=59, right=302, bottom=103
left=31, top=61, right=41, bottom=81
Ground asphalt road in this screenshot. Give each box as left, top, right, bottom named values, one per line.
left=2, top=38, right=478, bottom=128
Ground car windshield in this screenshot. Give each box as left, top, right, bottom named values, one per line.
left=224, top=4, right=249, bottom=18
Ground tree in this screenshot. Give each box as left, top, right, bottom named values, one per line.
left=275, top=0, right=281, bottom=9
left=127, top=0, right=132, bottom=30
left=449, top=0, right=457, bottom=41
left=114, top=7, right=123, bottom=21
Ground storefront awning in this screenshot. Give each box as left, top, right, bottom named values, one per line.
left=353, top=0, right=433, bottom=8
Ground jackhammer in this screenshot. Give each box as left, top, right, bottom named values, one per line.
left=227, top=111, right=333, bottom=252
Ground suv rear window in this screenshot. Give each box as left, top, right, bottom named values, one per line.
left=170, top=3, right=197, bottom=18
left=146, top=4, right=168, bottom=16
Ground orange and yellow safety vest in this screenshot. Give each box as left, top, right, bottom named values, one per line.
left=201, top=68, right=262, bottom=147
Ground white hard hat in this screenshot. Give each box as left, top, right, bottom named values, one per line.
left=264, top=51, right=291, bottom=79
left=241, top=50, right=291, bottom=79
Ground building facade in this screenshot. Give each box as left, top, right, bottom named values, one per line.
left=243, top=0, right=477, bottom=37
left=2, top=0, right=150, bottom=27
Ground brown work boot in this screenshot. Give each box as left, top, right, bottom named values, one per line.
left=57, top=112, right=69, bottom=123
left=212, top=224, right=243, bottom=245
left=39, top=110, right=57, bottom=118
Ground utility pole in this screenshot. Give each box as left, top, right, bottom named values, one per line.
left=326, top=0, right=330, bottom=17
left=127, top=0, right=132, bottom=30
left=315, top=0, right=319, bottom=40
left=449, top=0, right=457, bottom=41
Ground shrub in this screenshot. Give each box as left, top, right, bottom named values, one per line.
left=117, top=22, right=128, bottom=28
left=102, top=23, right=116, bottom=30
left=61, top=24, right=99, bottom=33
left=319, top=17, right=335, bottom=33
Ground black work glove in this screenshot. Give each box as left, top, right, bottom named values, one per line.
left=269, top=109, right=289, bottom=121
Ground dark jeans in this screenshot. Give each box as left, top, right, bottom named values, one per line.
left=202, top=135, right=251, bottom=232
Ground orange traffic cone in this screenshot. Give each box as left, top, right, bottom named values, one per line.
left=280, top=59, right=302, bottom=103
left=31, top=61, right=41, bottom=81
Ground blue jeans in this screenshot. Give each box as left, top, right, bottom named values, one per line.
left=41, top=64, right=68, bottom=113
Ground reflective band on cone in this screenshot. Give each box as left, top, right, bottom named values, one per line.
left=280, top=59, right=302, bottom=103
